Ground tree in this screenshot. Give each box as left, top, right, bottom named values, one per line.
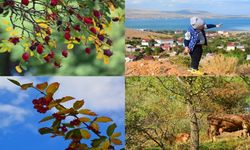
left=8, top=78, right=123, bottom=150
left=126, top=77, right=250, bottom=150
left=0, top=0, right=124, bottom=75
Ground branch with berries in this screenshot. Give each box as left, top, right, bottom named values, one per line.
left=0, top=0, right=124, bottom=73
left=8, top=78, right=124, bottom=150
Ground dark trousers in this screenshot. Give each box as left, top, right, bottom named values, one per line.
left=189, top=45, right=203, bottom=70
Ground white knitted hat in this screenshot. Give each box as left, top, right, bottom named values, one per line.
left=190, top=16, right=205, bottom=29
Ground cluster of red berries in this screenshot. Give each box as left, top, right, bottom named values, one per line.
left=32, top=97, right=52, bottom=113
left=70, top=119, right=81, bottom=126
left=4, top=0, right=15, bottom=7
left=9, top=37, right=20, bottom=45
left=59, top=125, right=68, bottom=133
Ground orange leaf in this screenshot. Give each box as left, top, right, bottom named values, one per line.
left=73, top=100, right=84, bottom=110
left=111, top=138, right=122, bottom=145
left=36, top=82, right=48, bottom=91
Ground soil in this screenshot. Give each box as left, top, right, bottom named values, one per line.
left=125, top=59, right=192, bottom=76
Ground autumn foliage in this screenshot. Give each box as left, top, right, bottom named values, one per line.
left=0, top=0, right=124, bottom=73
left=8, top=78, right=123, bottom=150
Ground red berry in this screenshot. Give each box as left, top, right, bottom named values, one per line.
left=22, top=52, right=30, bottom=61
left=62, top=50, right=68, bottom=58
left=73, top=25, right=81, bottom=32
left=85, top=48, right=91, bottom=54
left=64, top=31, right=71, bottom=40
left=93, top=10, right=101, bottom=18
left=50, top=0, right=58, bottom=6
left=21, top=0, right=29, bottom=6
left=76, top=14, right=82, bottom=21
left=54, top=62, right=61, bottom=68
left=49, top=51, right=55, bottom=58
left=90, top=27, right=97, bottom=34
left=8, top=37, right=20, bottom=45
left=45, top=36, right=50, bottom=44
left=83, top=17, right=93, bottom=25
left=37, top=44, right=43, bottom=54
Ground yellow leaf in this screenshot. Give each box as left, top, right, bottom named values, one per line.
left=3, top=20, right=10, bottom=25
left=36, top=82, right=48, bottom=91
left=6, top=27, right=12, bottom=32
left=73, top=100, right=84, bottom=110
left=95, top=117, right=113, bottom=123
left=80, top=129, right=91, bottom=139
left=111, top=138, right=122, bottom=145
left=67, top=43, right=74, bottom=50
left=103, top=55, right=110, bottom=64
left=10, top=30, right=18, bottom=36
left=78, top=109, right=97, bottom=116
left=46, top=82, right=60, bottom=95
left=96, top=52, right=103, bottom=59
left=108, top=2, right=115, bottom=11
left=21, top=83, right=33, bottom=90
left=58, top=108, right=74, bottom=115
left=29, top=51, right=34, bottom=56
left=58, top=96, right=75, bottom=103
left=102, top=140, right=110, bottom=149
left=111, top=132, right=121, bottom=138
left=99, top=30, right=106, bottom=35
left=15, top=65, right=22, bottom=73
left=79, top=117, right=91, bottom=122
left=90, top=123, right=99, bottom=131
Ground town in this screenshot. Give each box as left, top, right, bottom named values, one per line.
left=125, top=29, right=250, bottom=62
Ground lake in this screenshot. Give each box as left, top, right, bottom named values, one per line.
left=125, top=18, right=250, bottom=31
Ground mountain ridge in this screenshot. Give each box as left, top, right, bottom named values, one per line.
left=126, top=9, right=250, bottom=19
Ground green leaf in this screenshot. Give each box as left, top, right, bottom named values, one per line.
left=21, top=83, right=33, bottom=90
left=65, top=130, right=74, bottom=139
left=91, top=136, right=107, bottom=147
left=38, top=127, right=54, bottom=135
left=106, top=123, right=117, bottom=136
left=8, top=79, right=21, bottom=86
left=80, top=129, right=91, bottom=139
left=39, top=116, right=54, bottom=123
left=95, top=116, right=113, bottom=123
left=73, top=100, right=84, bottom=110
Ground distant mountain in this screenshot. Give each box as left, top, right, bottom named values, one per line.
left=126, top=9, right=250, bottom=19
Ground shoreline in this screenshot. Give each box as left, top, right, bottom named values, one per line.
left=126, top=28, right=250, bottom=33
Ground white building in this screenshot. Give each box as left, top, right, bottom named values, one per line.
left=226, top=43, right=236, bottom=51
left=247, top=55, right=250, bottom=61
left=141, top=40, right=149, bottom=46
left=236, top=45, right=245, bottom=51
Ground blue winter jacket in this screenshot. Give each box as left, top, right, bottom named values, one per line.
left=184, top=24, right=217, bottom=52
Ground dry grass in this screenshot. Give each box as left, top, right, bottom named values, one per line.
left=200, top=54, right=238, bottom=75
left=237, top=63, right=250, bottom=75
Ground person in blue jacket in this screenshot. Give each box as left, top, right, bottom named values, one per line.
left=184, top=16, right=222, bottom=75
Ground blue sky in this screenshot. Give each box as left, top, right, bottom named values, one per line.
left=0, top=77, right=125, bottom=150
left=126, top=0, right=250, bottom=15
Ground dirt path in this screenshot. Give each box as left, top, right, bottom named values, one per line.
left=125, top=59, right=192, bottom=76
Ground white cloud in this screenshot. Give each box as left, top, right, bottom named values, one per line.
left=48, top=77, right=125, bottom=113
left=0, top=104, right=29, bottom=128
